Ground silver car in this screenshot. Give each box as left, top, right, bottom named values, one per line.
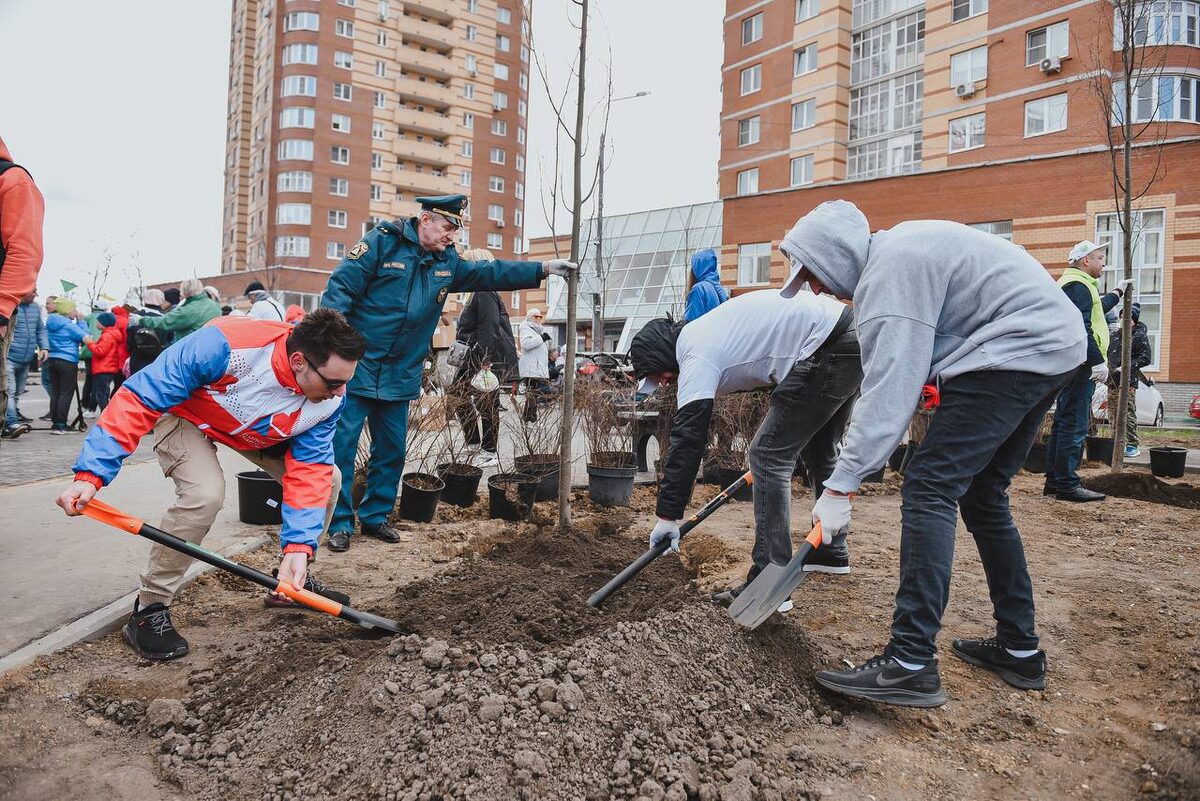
left=1091, top=375, right=1165, bottom=427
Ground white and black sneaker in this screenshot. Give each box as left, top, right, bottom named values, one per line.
left=804, top=533, right=850, bottom=574
left=815, top=652, right=946, bottom=708
left=122, top=602, right=189, bottom=661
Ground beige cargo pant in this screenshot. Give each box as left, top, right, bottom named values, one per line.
left=139, top=414, right=341, bottom=607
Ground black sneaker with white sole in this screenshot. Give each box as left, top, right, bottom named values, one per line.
left=122, top=602, right=189, bottom=661
left=803, top=548, right=850, bottom=574
left=815, top=653, right=947, bottom=708
left=265, top=571, right=351, bottom=611
left=951, top=637, right=1046, bottom=690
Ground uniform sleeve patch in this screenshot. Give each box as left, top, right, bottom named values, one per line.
left=348, top=241, right=369, bottom=260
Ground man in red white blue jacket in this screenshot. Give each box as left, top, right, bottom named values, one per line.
left=56, top=309, right=365, bottom=661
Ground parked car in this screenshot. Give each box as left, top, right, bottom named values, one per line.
left=1190, top=393, right=1200, bottom=420
left=1091, top=375, right=1165, bottom=426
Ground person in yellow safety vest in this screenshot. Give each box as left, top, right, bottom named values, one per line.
left=1043, top=240, right=1134, bottom=502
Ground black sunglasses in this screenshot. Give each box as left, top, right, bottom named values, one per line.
left=303, top=354, right=348, bottom=390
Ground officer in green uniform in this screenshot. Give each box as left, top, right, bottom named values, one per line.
left=320, top=195, right=576, bottom=551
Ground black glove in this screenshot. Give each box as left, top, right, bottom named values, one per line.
left=541, top=332, right=551, bottom=343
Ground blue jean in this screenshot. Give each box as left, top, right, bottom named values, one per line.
left=890, top=368, right=1073, bottom=664
left=330, top=393, right=410, bottom=532
left=1044, top=364, right=1094, bottom=492
left=5, top=359, right=29, bottom=427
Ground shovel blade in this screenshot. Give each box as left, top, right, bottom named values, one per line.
left=728, top=543, right=814, bottom=630
left=339, top=606, right=405, bottom=635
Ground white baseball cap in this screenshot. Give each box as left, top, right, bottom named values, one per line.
left=1068, top=240, right=1106, bottom=263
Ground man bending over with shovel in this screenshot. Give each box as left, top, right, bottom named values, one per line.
left=56, top=309, right=366, bottom=661
left=629, top=288, right=862, bottom=604
left=781, top=200, right=1086, bottom=707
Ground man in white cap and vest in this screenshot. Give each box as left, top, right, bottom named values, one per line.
left=1043, top=240, right=1134, bottom=502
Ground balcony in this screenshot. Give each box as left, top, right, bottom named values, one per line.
left=394, top=138, right=453, bottom=167
left=395, top=106, right=456, bottom=137
left=392, top=168, right=457, bottom=195
left=402, top=0, right=455, bottom=24
left=396, top=45, right=454, bottom=80
left=402, top=16, right=456, bottom=53
left=395, top=75, right=456, bottom=109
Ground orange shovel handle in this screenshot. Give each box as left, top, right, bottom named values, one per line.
left=274, top=580, right=344, bottom=616
left=79, top=498, right=145, bottom=534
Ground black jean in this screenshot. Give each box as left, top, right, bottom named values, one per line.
left=521, top=378, right=550, bottom=422
left=48, top=358, right=79, bottom=429
left=1044, top=364, right=1094, bottom=492
left=92, top=372, right=118, bottom=412
left=891, top=368, right=1073, bottom=664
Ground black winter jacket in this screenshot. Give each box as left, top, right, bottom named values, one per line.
left=455, top=291, right=518, bottom=383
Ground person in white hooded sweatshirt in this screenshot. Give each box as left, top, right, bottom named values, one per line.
left=782, top=200, right=1087, bottom=708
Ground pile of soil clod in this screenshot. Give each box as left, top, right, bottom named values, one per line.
left=1085, top=472, right=1200, bottom=509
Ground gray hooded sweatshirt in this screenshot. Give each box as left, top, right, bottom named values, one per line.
left=781, top=200, right=1087, bottom=494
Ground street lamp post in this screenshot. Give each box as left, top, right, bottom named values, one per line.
left=593, top=91, right=649, bottom=353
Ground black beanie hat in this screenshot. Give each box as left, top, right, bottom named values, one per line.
left=245, top=281, right=266, bottom=294
left=630, top=317, right=684, bottom=378
left=164, top=288, right=182, bottom=305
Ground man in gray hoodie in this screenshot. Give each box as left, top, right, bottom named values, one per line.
left=779, top=200, right=1087, bottom=708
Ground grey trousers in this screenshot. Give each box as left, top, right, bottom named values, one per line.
left=746, top=330, right=862, bottom=583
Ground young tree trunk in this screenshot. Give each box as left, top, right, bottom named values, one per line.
left=1112, top=0, right=1136, bottom=473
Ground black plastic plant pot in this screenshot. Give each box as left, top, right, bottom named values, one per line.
left=514, top=454, right=560, bottom=502
left=488, top=473, right=538, bottom=521
left=1149, top=446, right=1187, bottom=479
left=1023, top=443, right=1048, bottom=474
left=436, top=462, right=484, bottom=507
left=888, top=444, right=908, bottom=472
left=237, top=470, right=283, bottom=525
left=399, top=472, right=444, bottom=523
left=717, top=467, right=754, bottom=501
left=701, top=459, right=722, bottom=485
left=587, top=462, right=637, bottom=507
left=1086, top=435, right=1115, bottom=464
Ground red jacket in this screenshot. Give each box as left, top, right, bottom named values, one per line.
left=111, top=305, right=130, bottom=370
left=90, top=325, right=124, bottom=375
left=0, top=137, right=45, bottom=323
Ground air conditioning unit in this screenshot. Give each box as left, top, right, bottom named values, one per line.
left=495, top=220, right=506, bottom=228
left=955, top=82, right=977, bottom=98
left=1040, top=56, right=1062, bottom=74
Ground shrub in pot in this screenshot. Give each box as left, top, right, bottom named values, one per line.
left=488, top=472, right=538, bottom=520
left=399, top=472, right=444, bottom=523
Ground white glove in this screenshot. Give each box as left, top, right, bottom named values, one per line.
left=545, top=259, right=578, bottom=278
left=649, top=518, right=681, bottom=553
left=1091, top=363, right=1110, bottom=383
left=812, top=491, right=852, bottom=545
left=1114, top=278, right=1135, bottom=297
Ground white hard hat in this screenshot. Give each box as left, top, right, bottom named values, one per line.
left=1068, top=240, right=1106, bottom=263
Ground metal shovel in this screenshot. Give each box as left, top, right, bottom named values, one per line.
left=727, top=523, right=823, bottom=630
left=587, top=470, right=752, bottom=608
left=80, top=498, right=403, bottom=634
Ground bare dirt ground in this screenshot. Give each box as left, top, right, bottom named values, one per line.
left=0, top=469, right=1197, bottom=801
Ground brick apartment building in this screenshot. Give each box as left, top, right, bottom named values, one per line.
left=716, top=0, right=1200, bottom=410
left=178, top=0, right=531, bottom=348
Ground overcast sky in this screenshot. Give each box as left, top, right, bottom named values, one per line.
left=0, top=0, right=722, bottom=303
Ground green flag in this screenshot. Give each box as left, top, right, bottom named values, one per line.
left=60, top=279, right=78, bottom=293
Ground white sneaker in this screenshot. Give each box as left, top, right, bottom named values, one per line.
left=474, top=451, right=499, bottom=468
left=777, top=599, right=794, bottom=614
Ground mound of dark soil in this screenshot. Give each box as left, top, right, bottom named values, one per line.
left=1084, top=472, right=1200, bottom=509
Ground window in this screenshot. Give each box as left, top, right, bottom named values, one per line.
left=467, top=0, right=478, bottom=10
left=495, top=63, right=510, bottom=81
left=492, top=118, right=508, bottom=135
left=487, top=203, right=505, bottom=223
left=1024, top=93, right=1068, bottom=136
left=465, top=54, right=478, bottom=75
left=969, top=221, right=1013, bottom=241
left=461, top=141, right=473, bottom=156
left=330, top=177, right=349, bottom=196
left=487, top=233, right=504, bottom=249
left=277, top=203, right=312, bottom=225
left=852, top=0, right=920, bottom=27
left=335, top=19, right=354, bottom=37
left=1113, top=74, right=1200, bottom=124
left=280, top=107, right=315, bottom=129
left=847, top=131, right=922, bottom=179
left=498, top=34, right=511, bottom=51
left=849, top=71, right=923, bottom=140
left=370, top=184, right=383, bottom=201
left=374, top=91, right=386, bottom=109
left=850, top=10, right=924, bottom=84
left=736, top=168, right=759, bottom=196
left=328, top=210, right=348, bottom=228
left=494, top=90, right=509, bottom=110
left=284, top=11, right=319, bottom=32
left=331, top=113, right=351, bottom=133
left=463, top=112, right=475, bottom=128
left=519, top=71, right=528, bottom=89
left=466, top=24, right=477, bottom=42
left=952, top=0, right=987, bottom=22
left=327, top=242, right=346, bottom=260
left=512, top=291, right=521, bottom=310
left=276, top=236, right=310, bottom=257
left=738, top=116, right=761, bottom=146
left=497, top=6, right=512, bottom=24
left=378, top=0, right=390, bottom=19
left=375, top=60, right=386, bottom=78
left=1027, top=21, right=1069, bottom=65
left=740, top=64, right=762, bottom=95
left=278, top=139, right=314, bottom=161
left=377, top=29, right=388, bottom=46
left=489, top=175, right=505, bottom=192
left=792, top=98, right=816, bottom=130
left=796, top=0, right=818, bottom=22
left=738, top=243, right=771, bottom=285
left=372, top=152, right=384, bottom=170
left=950, top=45, right=987, bottom=86
left=518, top=99, right=527, bottom=117
left=334, top=50, right=353, bottom=69
left=282, top=75, right=317, bottom=97
left=461, top=169, right=472, bottom=187
left=789, top=155, right=814, bottom=186
left=948, top=112, right=985, bottom=152
left=514, top=209, right=523, bottom=228
left=794, top=43, right=818, bottom=76
left=515, top=181, right=524, bottom=199
left=372, top=121, right=386, bottom=139
left=516, top=154, right=525, bottom=172
left=1097, top=209, right=1165, bottom=367
left=333, top=82, right=352, bottom=101
left=283, top=43, right=319, bottom=65
left=337, top=0, right=355, bottom=5
left=463, top=83, right=476, bottom=100
left=742, top=13, right=763, bottom=45
left=277, top=171, right=312, bottom=192
left=1130, top=1, right=1200, bottom=47
left=331, top=145, right=350, bottom=164
left=490, top=146, right=506, bottom=164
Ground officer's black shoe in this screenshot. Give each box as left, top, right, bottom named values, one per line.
left=952, top=637, right=1046, bottom=690
left=122, top=602, right=189, bottom=661
left=1056, top=486, right=1106, bottom=502
left=266, top=571, right=351, bottom=610
left=1042, top=484, right=1056, bottom=496
left=815, top=652, right=947, bottom=708
left=327, top=531, right=352, bottom=552
left=360, top=522, right=403, bottom=544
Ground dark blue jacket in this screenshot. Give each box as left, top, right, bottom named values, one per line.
left=7, top=300, right=47, bottom=364
left=321, top=218, right=544, bottom=401
left=684, top=249, right=728, bottom=322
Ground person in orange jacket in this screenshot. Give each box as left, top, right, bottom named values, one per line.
left=89, top=312, right=124, bottom=412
